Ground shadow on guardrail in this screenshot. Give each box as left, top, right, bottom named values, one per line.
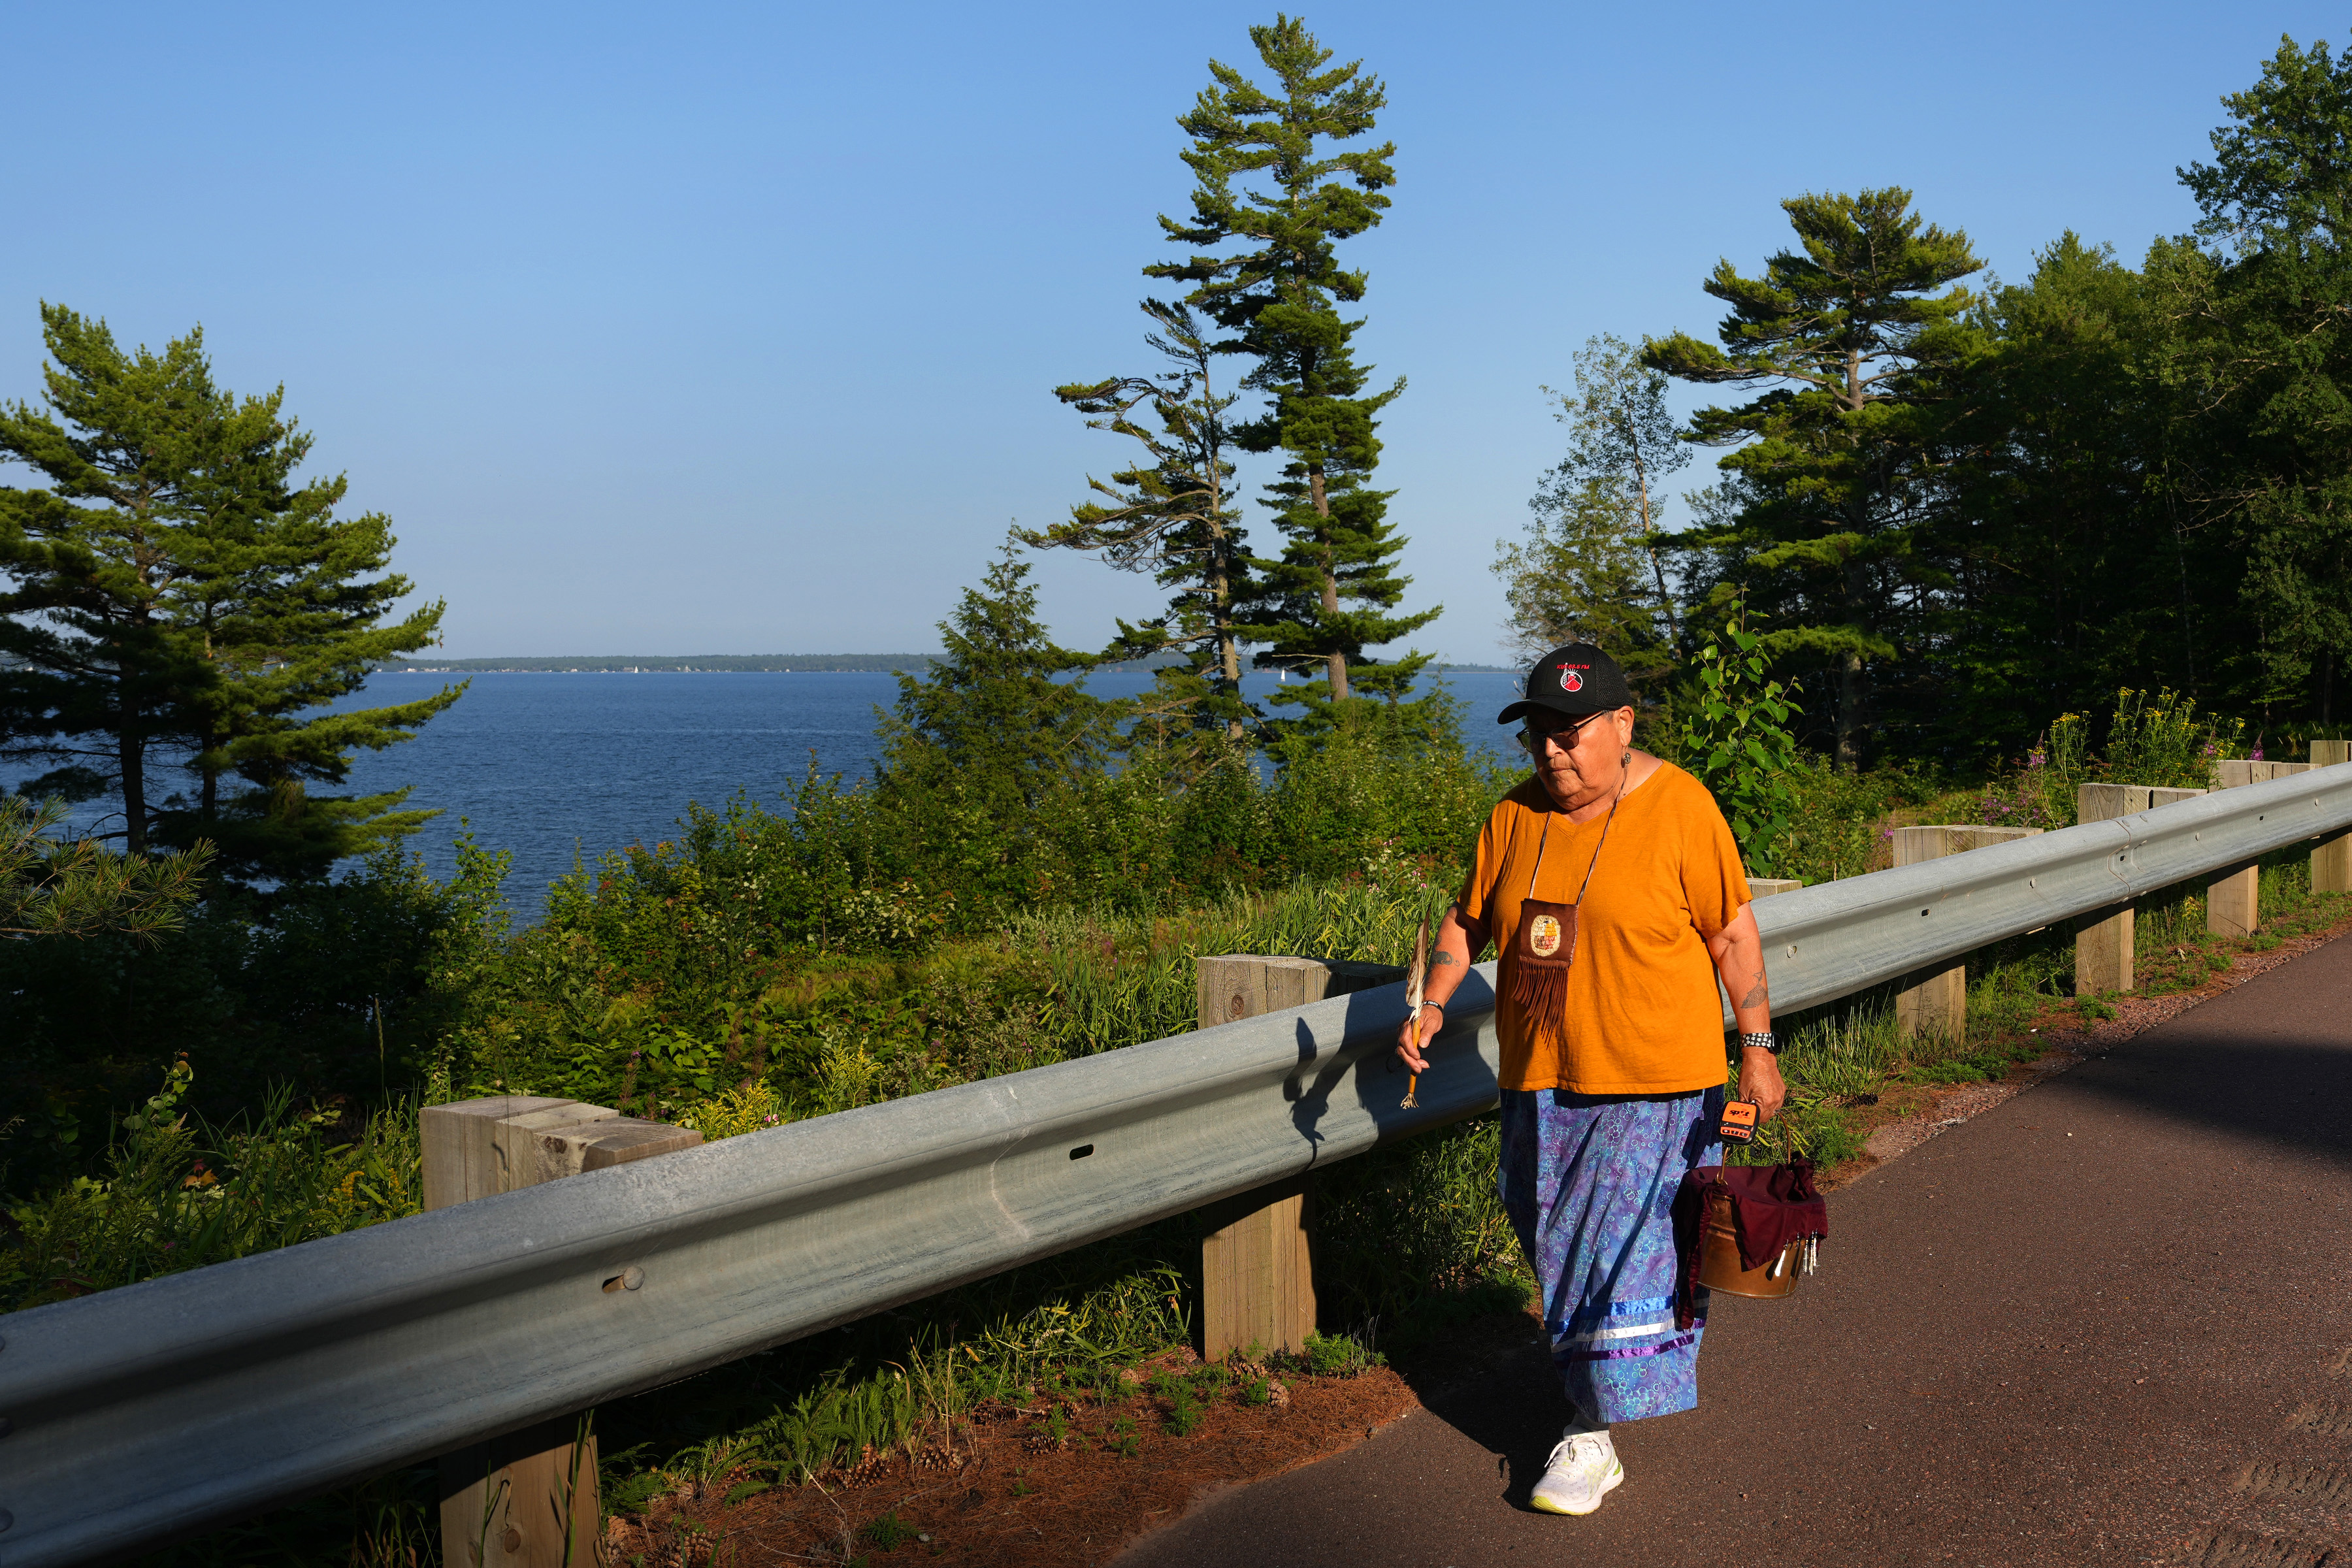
left=1288, top=970, right=1503, bottom=1158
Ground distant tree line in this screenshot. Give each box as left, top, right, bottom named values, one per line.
left=1499, top=35, right=2352, bottom=766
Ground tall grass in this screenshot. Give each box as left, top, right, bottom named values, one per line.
left=1021, top=854, right=1456, bottom=1056
left=2, top=1058, right=423, bottom=1313
left=1767, top=756, right=1952, bottom=886
left=1313, top=1117, right=1533, bottom=1351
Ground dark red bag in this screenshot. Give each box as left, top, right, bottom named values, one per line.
left=1671, top=1160, right=1828, bottom=1329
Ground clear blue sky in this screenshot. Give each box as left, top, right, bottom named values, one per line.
left=1, top=2, right=2336, bottom=662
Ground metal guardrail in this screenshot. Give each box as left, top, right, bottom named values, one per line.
left=5, top=762, right=2350, bottom=1566
left=1731, top=761, right=2352, bottom=1021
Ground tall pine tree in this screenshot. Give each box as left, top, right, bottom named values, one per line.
left=1495, top=334, right=1687, bottom=678
left=0, top=305, right=457, bottom=875
left=0, top=308, right=214, bottom=852
left=2176, top=34, right=2352, bottom=730
left=1151, top=15, right=1437, bottom=729
left=1028, top=301, right=1256, bottom=755
left=1646, top=190, right=1982, bottom=768
left=162, top=362, right=461, bottom=878
left=1929, top=234, right=2235, bottom=755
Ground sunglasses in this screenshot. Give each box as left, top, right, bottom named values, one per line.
left=1516, top=712, right=1606, bottom=755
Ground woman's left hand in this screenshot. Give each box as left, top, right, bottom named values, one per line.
left=1739, top=1045, right=1787, bottom=1122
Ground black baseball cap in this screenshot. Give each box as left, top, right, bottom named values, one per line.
left=1497, top=643, right=1635, bottom=725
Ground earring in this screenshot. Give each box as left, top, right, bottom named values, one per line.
left=1622, top=749, right=1632, bottom=766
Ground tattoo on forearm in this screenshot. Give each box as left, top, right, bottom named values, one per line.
left=1739, top=969, right=1768, bottom=1010
left=1432, top=952, right=1459, bottom=968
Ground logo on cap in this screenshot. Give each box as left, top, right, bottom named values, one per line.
left=1558, top=669, right=1584, bottom=693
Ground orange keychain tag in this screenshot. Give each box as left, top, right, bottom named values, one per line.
left=1718, top=1099, right=1760, bottom=1144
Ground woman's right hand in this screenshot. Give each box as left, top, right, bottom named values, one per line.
left=1396, top=1004, right=1439, bottom=1074
left=1397, top=902, right=1478, bottom=1076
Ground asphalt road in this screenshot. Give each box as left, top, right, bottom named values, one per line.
left=1120, top=932, right=2352, bottom=1568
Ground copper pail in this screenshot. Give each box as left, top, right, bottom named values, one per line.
left=1695, top=1202, right=1804, bottom=1299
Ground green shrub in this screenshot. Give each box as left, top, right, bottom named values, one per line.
left=2004, top=689, right=2246, bottom=831
left=1, top=1060, right=423, bottom=1313
left=1769, top=757, right=1948, bottom=888
left=675, top=1081, right=787, bottom=1140
left=1301, top=1329, right=1387, bottom=1377
left=1162, top=1386, right=1203, bottom=1436
left=1679, top=598, right=1805, bottom=875
left=421, top=722, right=1504, bottom=1117
left=0, top=838, right=506, bottom=1199
left=2100, top=687, right=2242, bottom=789
left=1966, top=774, right=2070, bottom=834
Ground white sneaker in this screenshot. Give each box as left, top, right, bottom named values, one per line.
left=1529, top=1429, right=1623, bottom=1516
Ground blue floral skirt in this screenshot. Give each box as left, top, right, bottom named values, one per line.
left=1497, top=1085, right=1725, bottom=1424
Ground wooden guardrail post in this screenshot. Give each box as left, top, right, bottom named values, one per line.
left=1194, top=955, right=1402, bottom=1360
left=2208, top=763, right=2264, bottom=938
left=2317, top=741, right=2352, bottom=894
left=423, top=1096, right=703, bottom=1567
left=2210, top=761, right=2313, bottom=936
left=1891, top=826, right=2042, bottom=1039
left=1748, top=877, right=1805, bottom=899
left=2068, top=783, right=2212, bottom=990
left=2075, top=785, right=2152, bottom=994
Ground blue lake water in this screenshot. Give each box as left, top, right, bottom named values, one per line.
left=198, top=668, right=1528, bottom=909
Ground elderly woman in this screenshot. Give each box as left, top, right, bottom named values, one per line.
left=1396, top=642, right=1782, bottom=1517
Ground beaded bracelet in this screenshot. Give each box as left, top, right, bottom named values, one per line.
left=1740, top=1030, right=1780, bottom=1055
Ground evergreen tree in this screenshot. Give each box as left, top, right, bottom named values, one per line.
left=158, top=363, right=459, bottom=879
left=1494, top=475, right=1659, bottom=672
left=0, top=309, right=216, bottom=852
left=0, top=306, right=457, bottom=875
left=1026, top=301, right=1256, bottom=756
left=2175, top=34, right=2352, bottom=729
left=2, top=794, right=211, bottom=940
left=876, top=540, right=1122, bottom=811
left=1150, top=15, right=1437, bottom=726
left=1645, top=190, right=1982, bottom=768
left=1495, top=335, right=1687, bottom=676
left=1931, top=234, right=2236, bottom=755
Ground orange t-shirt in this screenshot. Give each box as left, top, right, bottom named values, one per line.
left=1458, top=763, right=1752, bottom=1095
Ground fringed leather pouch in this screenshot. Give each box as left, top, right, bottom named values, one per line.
left=1505, top=785, right=1624, bottom=1040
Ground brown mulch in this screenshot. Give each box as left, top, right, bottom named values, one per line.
left=605, top=1345, right=1442, bottom=1568
left=1816, top=900, right=2352, bottom=1188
